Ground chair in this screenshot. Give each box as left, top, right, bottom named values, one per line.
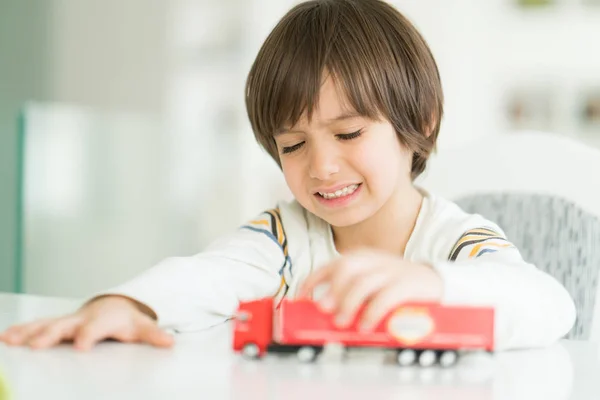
left=417, top=131, right=600, bottom=341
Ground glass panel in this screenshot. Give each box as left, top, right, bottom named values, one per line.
left=18, top=103, right=288, bottom=297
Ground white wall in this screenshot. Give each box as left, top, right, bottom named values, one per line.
left=393, top=0, right=600, bottom=149
left=49, top=0, right=169, bottom=113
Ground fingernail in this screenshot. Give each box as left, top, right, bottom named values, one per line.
left=335, top=315, right=349, bottom=327
left=75, top=342, right=90, bottom=351
left=319, top=296, right=335, bottom=312
left=359, top=321, right=373, bottom=332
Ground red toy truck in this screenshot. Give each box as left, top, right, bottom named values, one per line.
left=233, top=298, right=494, bottom=367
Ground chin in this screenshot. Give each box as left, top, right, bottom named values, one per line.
left=316, top=209, right=370, bottom=228
left=298, top=196, right=375, bottom=227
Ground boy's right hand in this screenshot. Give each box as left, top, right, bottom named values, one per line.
left=0, top=296, right=174, bottom=351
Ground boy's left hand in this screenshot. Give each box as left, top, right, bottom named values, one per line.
left=298, top=250, right=443, bottom=330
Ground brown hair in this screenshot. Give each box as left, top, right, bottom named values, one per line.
left=245, top=0, right=443, bottom=180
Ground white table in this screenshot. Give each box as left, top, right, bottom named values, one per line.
left=0, top=293, right=599, bottom=400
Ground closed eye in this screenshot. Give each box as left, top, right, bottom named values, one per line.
left=282, top=142, right=305, bottom=154
left=281, top=129, right=362, bottom=154
left=336, top=129, right=363, bottom=141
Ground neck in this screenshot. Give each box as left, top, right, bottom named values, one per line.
left=332, top=185, right=424, bottom=256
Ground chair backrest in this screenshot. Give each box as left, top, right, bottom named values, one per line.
left=455, top=192, right=600, bottom=340
left=418, top=131, right=600, bottom=341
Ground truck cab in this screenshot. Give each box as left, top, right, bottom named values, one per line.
left=232, top=298, right=275, bottom=358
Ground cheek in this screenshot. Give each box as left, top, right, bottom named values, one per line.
left=351, top=138, right=412, bottom=198
left=281, top=160, right=306, bottom=196
left=353, top=139, right=404, bottom=179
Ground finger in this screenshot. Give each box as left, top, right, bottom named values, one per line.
left=334, top=271, right=392, bottom=327
left=323, top=260, right=384, bottom=313
left=137, top=322, right=174, bottom=348
left=297, top=260, right=340, bottom=298
left=0, top=320, right=51, bottom=346
left=298, top=255, right=371, bottom=302
left=28, top=317, right=82, bottom=349
left=359, top=284, right=407, bottom=331
left=73, top=319, right=115, bottom=351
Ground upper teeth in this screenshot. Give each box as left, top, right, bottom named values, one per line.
left=319, top=184, right=359, bottom=199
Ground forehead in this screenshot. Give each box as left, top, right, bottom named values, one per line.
left=288, top=77, right=357, bottom=130
left=315, top=77, right=349, bottom=118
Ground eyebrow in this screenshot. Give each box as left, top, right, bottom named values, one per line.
left=274, top=112, right=362, bottom=137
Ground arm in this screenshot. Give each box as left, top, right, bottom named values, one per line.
left=434, top=228, right=576, bottom=351
left=93, top=209, right=287, bottom=332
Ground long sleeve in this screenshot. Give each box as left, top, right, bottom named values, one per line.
left=92, top=209, right=288, bottom=332
left=434, top=253, right=576, bottom=351
left=407, top=193, right=577, bottom=351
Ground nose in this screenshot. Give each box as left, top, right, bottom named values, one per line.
left=308, top=142, right=340, bottom=180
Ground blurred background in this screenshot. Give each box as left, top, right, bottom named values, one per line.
left=0, top=0, right=599, bottom=297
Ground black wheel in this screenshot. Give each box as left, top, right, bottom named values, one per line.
left=242, top=343, right=261, bottom=359
left=296, top=346, right=322, bottom=363
left=418, top=350, right=437, bottom=367
left=439, top=350, right=458, bottom=367
left=396, top=349, right=417, bottom=366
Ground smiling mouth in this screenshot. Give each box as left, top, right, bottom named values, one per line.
left=316, top=183, right=361, bottom=199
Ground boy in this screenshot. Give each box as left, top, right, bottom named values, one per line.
left=0, top=0, right=575, bottom=351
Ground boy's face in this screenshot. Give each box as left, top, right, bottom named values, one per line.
left=274, top=77, right=415, bottom=227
